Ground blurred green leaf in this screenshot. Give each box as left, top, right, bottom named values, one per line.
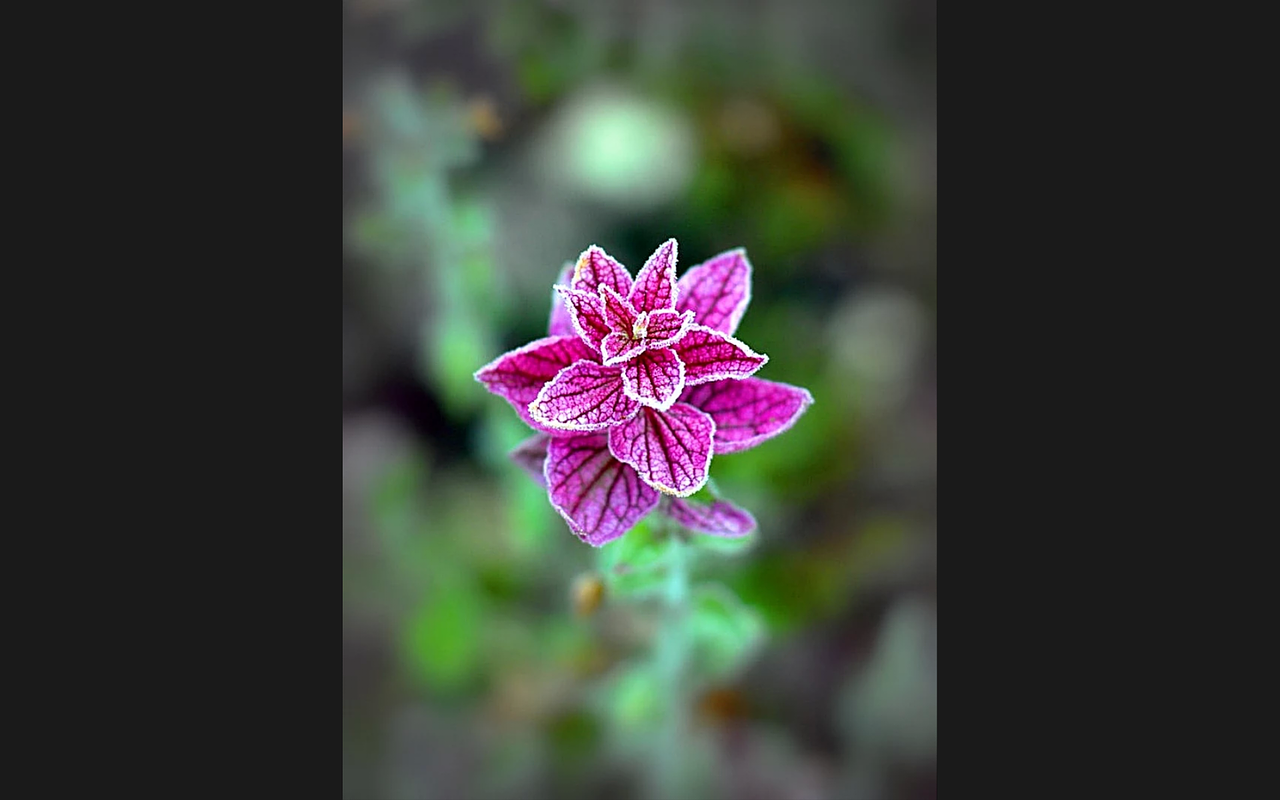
left=598, top=515, right=671, bottom=574
left=689, top=583, right=765, bottom=681
left=608, top=664, right=663, bottom=729
left=402, top=575, right=484, bottom=693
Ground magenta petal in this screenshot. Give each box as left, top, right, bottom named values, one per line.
left=509, top=434, right=550, bottom=488
left=644, top=308, right=695, bottom=349
left=474, top=335, right=600, bottom=432
left=620, top=347, right=686, bottom=411
left=666, top=496, right=756, bottom=537
left=571, top=245, right=633, bottom=298
left=628, top=238, right=678, bottom=312
left=673, top=324, right=768, bottom=386
left=675, top=248, right=752, bottom=335
left=545, top=434, right=660, bottom=547
left=601, top=332, right=646, bottom=366
left=548, top=262, right=576, bottom=337
left=599, top=285, right=638, bottom=333
left=607, top=403, right=715, bottom=497
left=529, top=360, right=641, bottom=431
left=680, top=377, right=814, bottom=454
left=555, top=285, right=612, bottom=350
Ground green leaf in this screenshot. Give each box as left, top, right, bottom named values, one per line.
left=605, top=567, right=667, bottom=599
left=402, top=576, right=484, bottom=693
left=607, top=664, right=663, bottom=728
left=597, top=515, right=671, bottom=574
left=689, top=584, right=765, bottom=681
left=691, top=531, right=757, bottom=555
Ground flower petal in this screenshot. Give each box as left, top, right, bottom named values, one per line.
left=666, top=496, right=756, bottom=537
left=509, top=434, right=550, bottom=487
left=621, top=347, right=686, bottom=411
left=673, top=324, right=768, bottom=386
left=608, top=404, right=715, bottom=497
left=545, top=433, right=660, bottom=547
left=548, top=262, right=576, bottom=337
left=555, top=285, right=612, bottom=350
left=529, top=360, right=641, bottom=431
left=644, top=309, right=695, bottom=349
left=599, top=285, right=638, bottom=333
left=601, top=332, right=646, bottom=366
left=674, top=248, right=752, bottom=335
left=474, top=335, right=599, bottom=432
left=628, top=238, right=678, bottom=312
left=679, top=377, right=813, bottom=454
left=571, top=245, right=633, bottom=298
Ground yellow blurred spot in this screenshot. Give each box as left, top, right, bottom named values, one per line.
left=466, top=96, right=503, bottom=140
left=571, top=572, right=605, bottom=617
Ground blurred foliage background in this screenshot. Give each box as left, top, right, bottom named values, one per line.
left=343, top=1, right=935, bottom=798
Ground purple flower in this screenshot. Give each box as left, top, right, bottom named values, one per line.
left=476, top=239, right=813, bottom=546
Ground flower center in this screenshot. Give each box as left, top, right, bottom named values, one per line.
left=631, top=312, right=649, bottom=341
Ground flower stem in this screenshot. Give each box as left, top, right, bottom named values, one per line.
left=652, top=524, right=690, bottom=800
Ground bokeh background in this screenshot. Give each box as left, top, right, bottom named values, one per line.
left=343, top=1, right=936, bottom=798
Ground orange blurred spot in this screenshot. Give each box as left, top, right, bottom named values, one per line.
left=571, top=573, right=605, bottom=617
left=343, top=110, right=360, bottom=144
left=696, top=687, right=750, bottom=726
left=466, top=96, right=503, bottom=140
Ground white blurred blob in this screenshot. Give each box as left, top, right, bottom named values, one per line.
left=827, top=287, right=929, bottom=417
left=529, top=84, right=697, bottom=211
left=841, top=596, right=937, bottom=767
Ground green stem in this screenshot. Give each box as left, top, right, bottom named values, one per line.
left=653, top=525, right=690, bottom=800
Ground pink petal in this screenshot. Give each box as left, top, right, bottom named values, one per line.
left=608, top=403, right=715, bottom=497
left=474, top=335, right=600, bottom=433
left=673, top=324, right=768, bottom=386
left=680, top=377, right=814, bottom=454
left=546, top=433, right=660, bottom=547
left=555, top=285, right=611, bottom=350
left=509, top=434, right=550, bottom=488
left=675, top=247, right=752, bottom=335
left=628, top=238, right=679, bottom=313
left=529, top=360, right=641, bottom=432
left=571, top=245, right=634, bottom=298
left=666, top=496, right=756, bottom=537
left=547, top=262, right=576, bottom=337
left=621, top=347, right=686, bottom=411
left=599, top=285, right=638, bottom=333
left=643, top=309, right=695, bottom=349
left=601, top=332, right=646, bottom=366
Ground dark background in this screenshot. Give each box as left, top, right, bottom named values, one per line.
left=343, top=1, right=936, bottom=798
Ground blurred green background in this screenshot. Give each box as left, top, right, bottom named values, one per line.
left=343, top=1, right=935, bottom=798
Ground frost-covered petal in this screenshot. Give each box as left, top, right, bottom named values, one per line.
left=644, top=308, right=695, bottom=349
left=509, top=434, right=550, bottom=487
left=608, top=404, right=715, bottom=497
left=545, top=433, right=660, bottom=547
left=680, top=377, right=814, bottom=454
left=628, top=238, right=678, bottom=312
left=621, top=347, right=686, bottom=411
left=548, top=262, right=576, bottom=337
left=601, top=332, right=646, bottom=366
left=529, top=360, right=641, bottom=431
left=555, top=285, right=612, bottom=350
left=666, top=496, right=756, bottom=537
left=571, top=245, right=633, bottom=298
left=675, top=248, right=752, bottom=335
left=673, top=324, right=768, bottom=386
left=474, top=335, right=599, bottom=432
left=600, top=285, right=638, bottom=333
